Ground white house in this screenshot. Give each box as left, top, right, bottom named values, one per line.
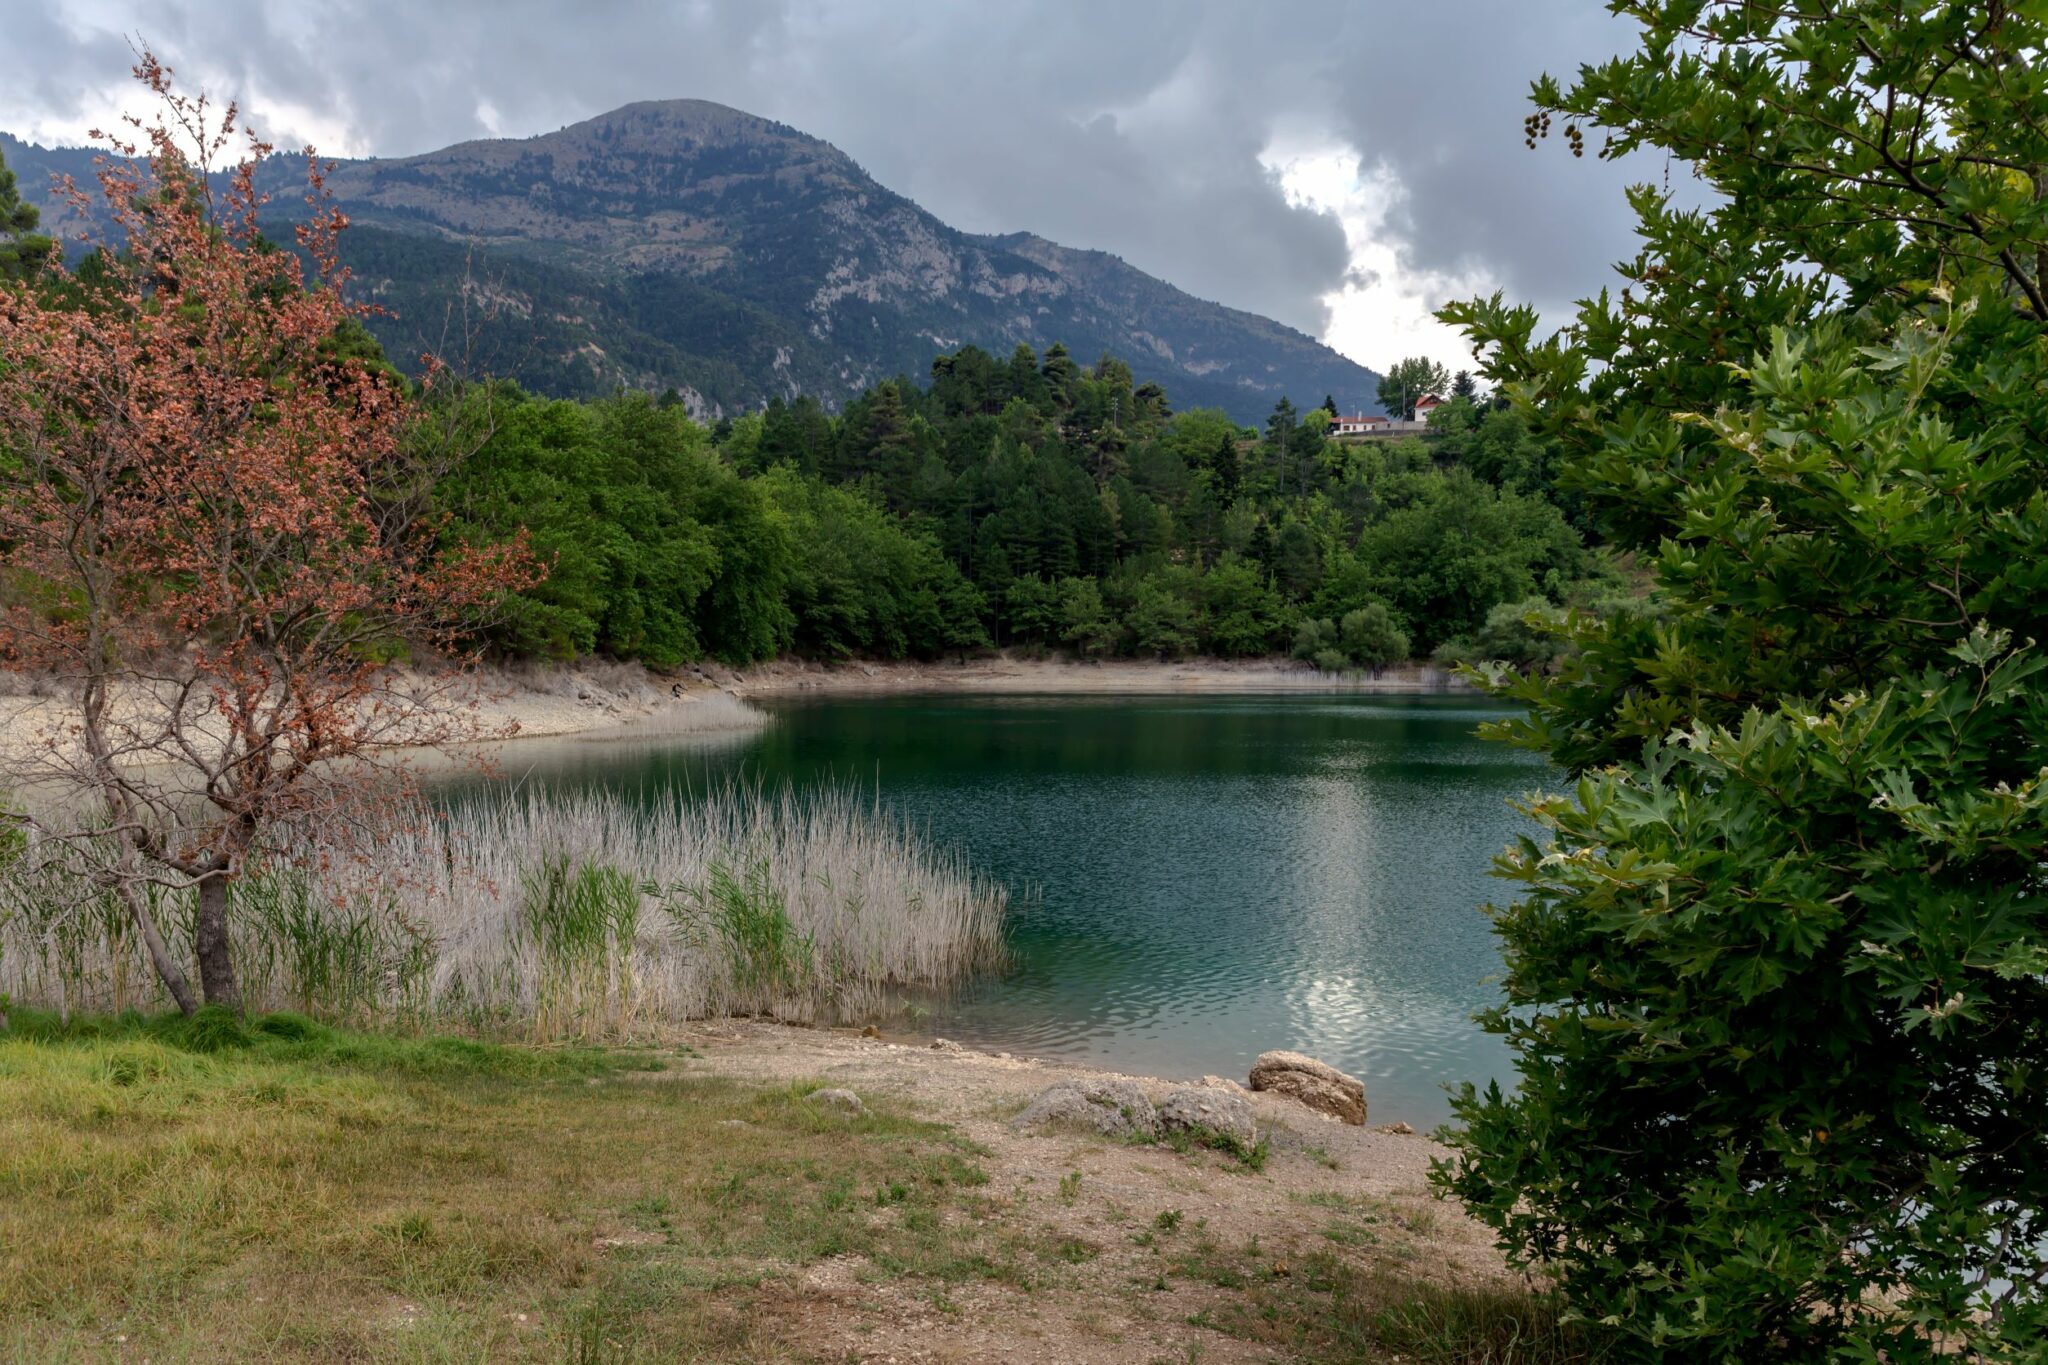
left=1330, top=412, right=1389, bottom=436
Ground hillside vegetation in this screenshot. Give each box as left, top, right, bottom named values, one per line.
left=442, top=346, right=1615, bottom=672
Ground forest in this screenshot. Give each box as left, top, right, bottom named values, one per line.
left=440, top=341, right=1615, bottom=672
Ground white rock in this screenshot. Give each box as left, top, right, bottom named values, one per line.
left=1158, top=1088, right=1258, bottom=1147
left=1012, top=1079, right=1160, bottom=1139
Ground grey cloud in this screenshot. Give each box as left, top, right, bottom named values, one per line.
left=1, top=0, right=1656, bottom=345
left=1313, top=3, right=1654, bottom=324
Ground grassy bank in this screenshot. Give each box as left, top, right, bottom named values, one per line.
left=0, top=1010, right=1602, bottom=1364
left=0, top=1009, right=992, bottom=1361
left=0, top=783, right=1007, bottom=1035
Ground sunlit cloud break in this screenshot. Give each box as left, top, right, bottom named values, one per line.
left=1262, top=144, right=1498, bottom=391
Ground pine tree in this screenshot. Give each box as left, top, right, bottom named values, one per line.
left=1266, top=398, right=1297, bottom=495
left=1040, top=342, right=1078, bottom=410
left=1004, top=343, right=1043, bottom=406
left=1212, top=432, right=1242, bottom=502
left=0, top=147, right=55, bottom=280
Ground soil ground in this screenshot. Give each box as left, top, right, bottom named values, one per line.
left=1, top=1013, right=1556, bottom=1364
left=670, top=1019, right=1514, bottom=1363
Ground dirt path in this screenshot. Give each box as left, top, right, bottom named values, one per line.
left=671, top=1020, right=1511, bottom=1364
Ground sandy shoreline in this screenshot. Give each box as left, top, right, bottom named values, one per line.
left=722, top=654, right=1465, bottom=698
left=666, top=1017, right=1505, bottom=1361
left=0, top=656, right=1469, bottom=767
left=0, top=661, right=766, bottom=770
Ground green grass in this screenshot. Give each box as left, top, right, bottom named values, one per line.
left=2, top=1004, right=631, bottom=1078
left=1164, top=1229, right=1610, bottom=1364
left=677, top=854, right=815, bottom=996
left=0, top=1009, right=1023, bottom=1362
left=1160, top=1124, right=1270, bottom=1171
left=0, top=1009, right=1601, bottom=1363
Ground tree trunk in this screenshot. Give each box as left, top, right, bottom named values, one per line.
left=193, top=873, right=241, bottom=1011
left=115, top=863, right=199, bottom=1016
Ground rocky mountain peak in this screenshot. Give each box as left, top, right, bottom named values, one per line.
left=1, top=103, right=1379, bottom=421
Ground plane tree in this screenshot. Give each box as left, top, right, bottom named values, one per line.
left=1439, top=4, right=2048, bottom=1359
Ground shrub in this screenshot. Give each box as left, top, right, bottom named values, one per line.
left=676, top=856, right=815, bottom=1003
left=1337, top=603, right=1409, bottom=673
left=1292, top=616, right=1334, bottom=663
left=1438, top=5, right=2048, bottom=1359
left=1057, top=577, right=1120, bottom=657
left=1460, top=596, right=1566, bottom=672
left=1294, top=603, right=1410, bottom=674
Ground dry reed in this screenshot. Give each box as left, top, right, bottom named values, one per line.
left=0, top=782, right=1009, bottom=1038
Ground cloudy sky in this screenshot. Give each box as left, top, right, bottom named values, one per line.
left=2, top=1, right=1656, bottom=377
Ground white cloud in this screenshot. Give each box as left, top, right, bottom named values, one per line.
left=1262, top=143, right=1496, bottom=382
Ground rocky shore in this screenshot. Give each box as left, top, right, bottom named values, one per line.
left=672, top=1018, right=1505, bottom=1361
left=723, top=654, right=1466, bottom=697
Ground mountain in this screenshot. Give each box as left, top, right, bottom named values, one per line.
left=1, top=102, right=1378, bottom=423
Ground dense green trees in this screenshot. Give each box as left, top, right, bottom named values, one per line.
left=1292, top=603, right=1409, bottom=676
left=1438, top=4, right=2048, bottom=1359
left=758, top=470, right=988, bottom=660
left=441, top=394, right=723, bottom=665
left=440, top=390, right=992, bottom=665
left=432, top=329, right=1601, bottom=670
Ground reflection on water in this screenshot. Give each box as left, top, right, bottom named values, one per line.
left=449, top=692, right=1547, bottom=1127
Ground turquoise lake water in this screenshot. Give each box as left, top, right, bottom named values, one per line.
left=479, top=692, right=1547, bottom=1127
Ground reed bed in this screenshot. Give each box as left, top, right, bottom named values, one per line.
left=0, top=783, right=1009, bottom=1038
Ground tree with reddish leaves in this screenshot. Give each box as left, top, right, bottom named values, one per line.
left=0, top=53, right=534, bottom=1013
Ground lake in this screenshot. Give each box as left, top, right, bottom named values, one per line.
left=475, top=692, right=1546, bottom=1127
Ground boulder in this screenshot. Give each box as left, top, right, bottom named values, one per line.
left=1012, top=1079, right=1160, bottom=1139
left=1248, top=1051, right=1366, bottom=1126
left=807, top=1088, right=869, bottom=1118
left=1158, top=1088, right=1258, bottom=1147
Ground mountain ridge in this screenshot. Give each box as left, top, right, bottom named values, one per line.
left=1, top=100, right=1379, bottom=422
